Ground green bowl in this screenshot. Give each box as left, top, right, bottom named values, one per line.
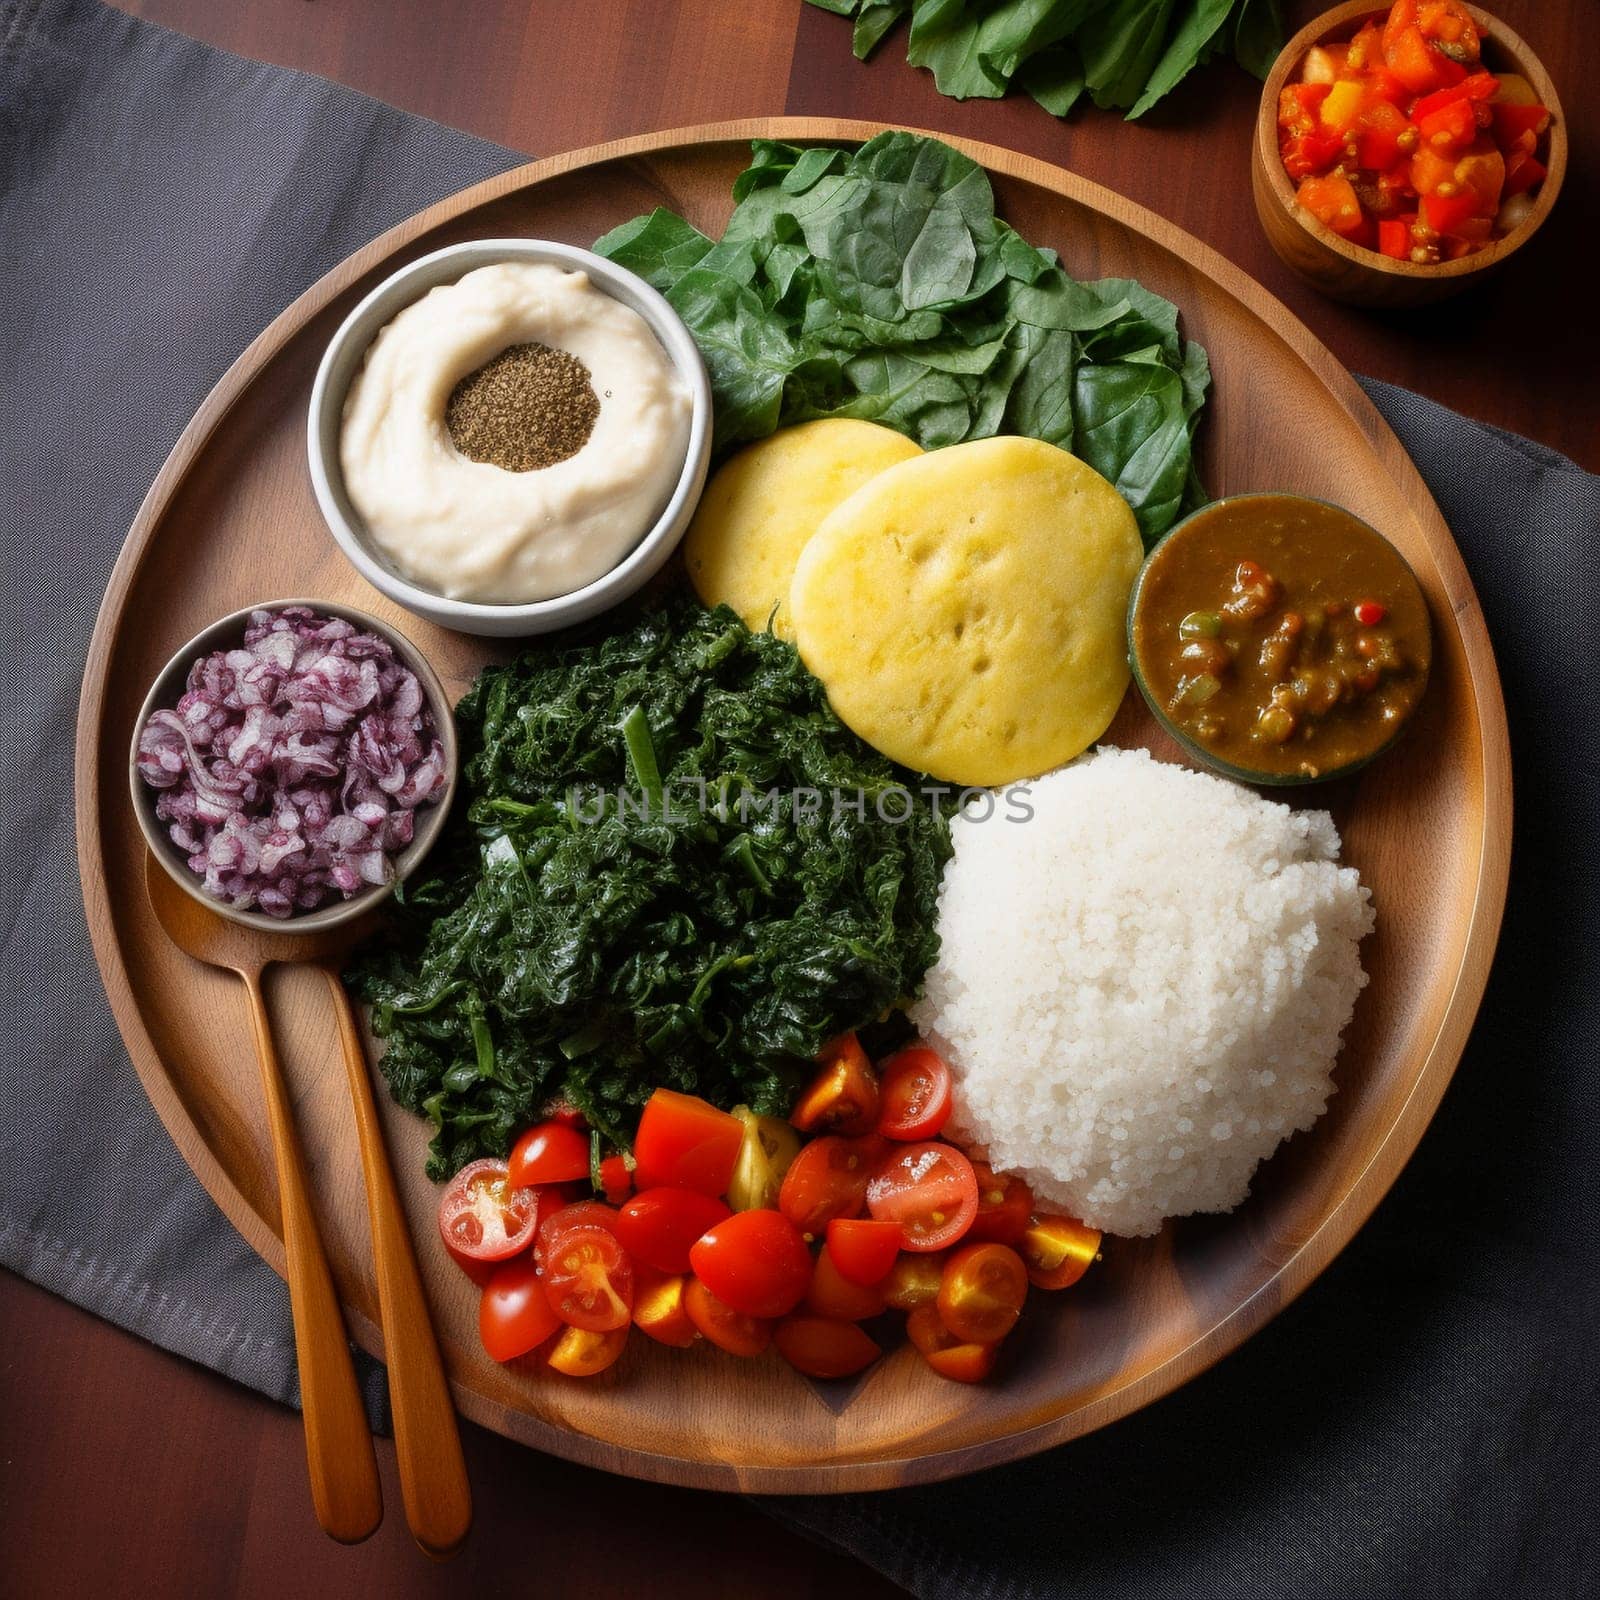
left=1125, top=493, right=1431, bottom=789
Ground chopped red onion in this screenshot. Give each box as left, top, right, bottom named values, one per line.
left=137, top=606, right=447, bottom=918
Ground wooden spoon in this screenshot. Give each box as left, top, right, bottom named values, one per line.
left=144, top=854, right=471, bottom=1555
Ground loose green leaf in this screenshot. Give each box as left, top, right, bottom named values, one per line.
left=594, top=132, right=1210, bottom=542
left=803, top=0, right=1282, bottom=118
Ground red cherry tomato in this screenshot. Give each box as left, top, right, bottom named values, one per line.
left=774, top=1316, right=881, bottom=1380
left=437, top=1159, right=541, bottom=1276
left=683, top=1276, right=772, bottom=1357
left=615, top=1186, right=732, bottom=1275
left=508, top=1120, right=591, bottom=1187
left=866, top=1141, right=979, bottom=1252
left=875, top=1046, right=953, bottom=1140
left=1018, top=1215, right=1102, bottom=1290
left=534, top=1199, right=620, bottom=1265
left=905, top=1304, right=997, bottom=1383
left=825, top=1217, right=902, bottom=1286
left=964, top=1162, right=1034, bottom=1246
left=478, top=1254, right=561, bottom=1363
left=778, top=1133, right=888, bottom=1239
left=544, top=1099, right=587, bottom=1128
left=541, top=1225, right=634, bottom=1332
left=633, top=1089, right=743, bottom=1196
left=937, top=1243, right=1028, bottom=1345
left=689, top=1208, right=812, bottom=1320
left=597, top=1153, right=633, bottom=1204
left=790, top=1033, right=881, bottom=1136
left=630, top=1264, right=698, bottom=1348
left=806, top=1243, right=888, bottom=1321
left=1353, top=598, right=1388, bottom=627
left=547, top=1324, right=627, bottom=1377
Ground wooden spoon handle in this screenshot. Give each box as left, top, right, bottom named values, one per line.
left=240, top=969, right=383, bottom=1544
left=322, top=965, right=472, bottom=1559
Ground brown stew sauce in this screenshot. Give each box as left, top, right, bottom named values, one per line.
left=1132, top=496, right=1431, bottom=780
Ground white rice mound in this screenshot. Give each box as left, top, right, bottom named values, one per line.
left=910, top=746, right=1374, bottom=1238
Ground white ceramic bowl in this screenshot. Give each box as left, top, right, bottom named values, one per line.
left=307, top=239, right=713, bottom=637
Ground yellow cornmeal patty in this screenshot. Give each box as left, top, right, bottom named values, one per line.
left=789, top=436, right=1143, bottom=786
left=683, top=420, right=921, bottom=639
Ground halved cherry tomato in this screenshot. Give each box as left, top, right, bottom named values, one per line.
left=630, top=1264, right=698, bottom=1348
left=535, top=1199, right=620, bottom=1266
left=806, top=1244, right=888, bottom=1321
left=825, top=1217, right=902, bottom=1286
left=683, top=1276, right=773, bottom=1356
left=866, top=1141, right=979, bottom=1252
left=965, top=1163, right=1033, bottom=1246
left=542, top=1224, right=634, bottom=1332
left=479, top=1254, right=561, bottom=1363
left=905, top=1304, right=997, bottom=1384
left=689, top=1208, right=811, bottom=1319
left=547, top=1323, right=627, bottom=1377
left=937, top=1243, right=1028, bottom=1345
left=632, top=1089, right=743, bottom=1196
left=596, top=1153, right=633, bottom=1205
left=882, top=1251, right=946, bottom=1311
left=615, top=1186, right=731, bottom=1275
left=509, top=1121, right=591, bottom=1187
left=1019, top=1215, right=1101, bottom=1290
left=774, top=1316, right=881, bottom=1380
left=727, top=1107, right=801, bottom=1212
left=778, top=1133, right=887, bottom=1238
left=437, top=1159, right=541, bottom=1277
left=875, top=1046, right=953, bottom=1141
left=791, top=1033, right=880, bottom=1136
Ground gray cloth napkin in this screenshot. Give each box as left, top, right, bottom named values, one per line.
left=3, top=3, right=1596, bottom=1597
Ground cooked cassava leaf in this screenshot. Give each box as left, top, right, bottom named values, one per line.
left=809, top=0, right=1282, bottom=119
left=595, top=131, right=1210, bottom=544
left=350, top=598, right=952, bottom=1179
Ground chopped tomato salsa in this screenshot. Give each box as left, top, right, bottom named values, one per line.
left=1277, top=1, right=1552, bottom=262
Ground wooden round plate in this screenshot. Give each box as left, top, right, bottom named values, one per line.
left=76, top=119, right=1510, bottom=1493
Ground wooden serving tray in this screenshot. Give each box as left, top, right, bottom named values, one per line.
left=75, top=119, right=1511, bottom=1493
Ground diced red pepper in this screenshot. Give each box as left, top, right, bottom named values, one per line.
left=1412, top=71, right=1497, bottom=122
left=1503, top=151, right=1547, bottom=199
left=1377, top=218, right=1410, bottom=258
left=1417, top=97, right=1477, bottom=151
left=1492, top=102, right=1550, bottom=147
left=1356, top=100, right=1410, bottom=170
left=1420, top=186, right=1482, bottom=235
left=1282, top=131, right=1345, bottom=181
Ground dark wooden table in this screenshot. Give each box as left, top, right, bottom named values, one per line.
left=6, top=3, right=1592, bottom=1596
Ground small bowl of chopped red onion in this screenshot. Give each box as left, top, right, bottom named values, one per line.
left=129, top=601, right=457, bottom=931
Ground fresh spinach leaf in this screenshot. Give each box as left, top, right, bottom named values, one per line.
left=805, top=0, right=1282, bottom=118
left=594, top=132, right=1211, bottom=544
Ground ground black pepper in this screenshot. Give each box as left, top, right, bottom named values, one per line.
left=446, top=341, right=600, bottom=471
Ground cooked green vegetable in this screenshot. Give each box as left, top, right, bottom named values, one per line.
left=595, top=132, right=1209, bottom=544
left=806, top=0, right=1282, bottom=119
left=351, top=599, right=952, bottom=1179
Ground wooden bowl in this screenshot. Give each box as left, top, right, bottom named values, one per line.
left=1252, top=3, right=1566, bottom=307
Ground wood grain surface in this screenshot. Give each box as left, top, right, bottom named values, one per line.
left=73, top=117, right=1509, bottom=1488
left=14, top=0, right=1565, bottom=1592
left=109, top=0, right=1599, bottom=469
